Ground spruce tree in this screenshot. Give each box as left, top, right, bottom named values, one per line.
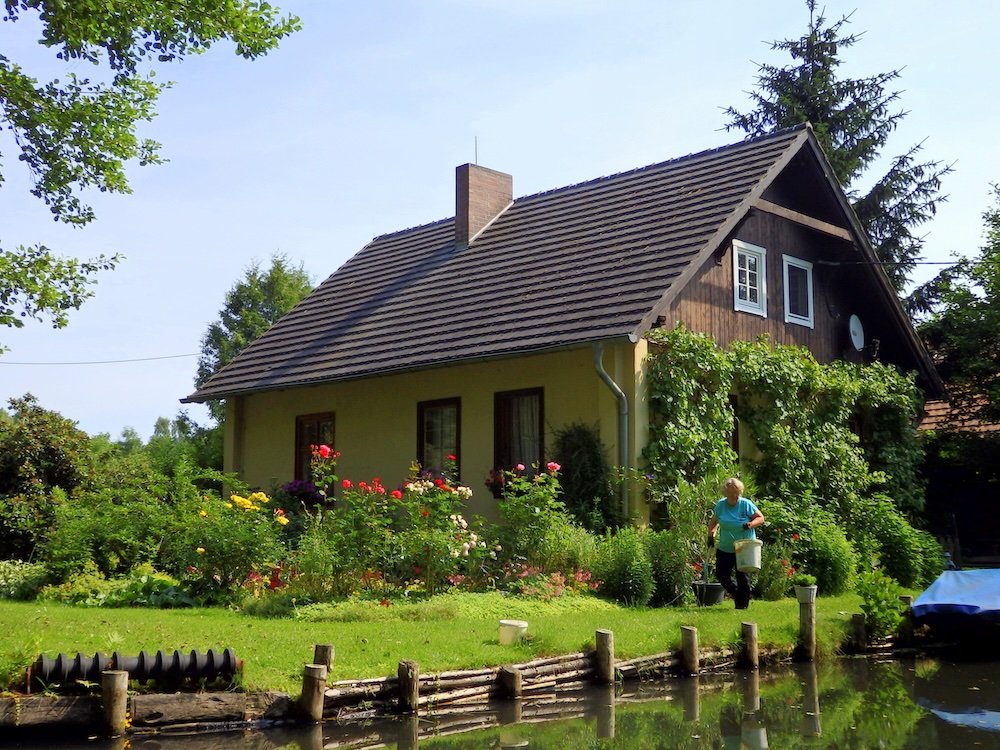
left=724, top=0, right=950, bottom=297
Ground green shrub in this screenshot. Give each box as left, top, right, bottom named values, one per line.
left=497, top=464, right=574, bottom=565
left=646, top=528, right=697, bottom=606
left=847, top=495, right=941, bottom=588
left=37, top=560, right=127, bottom=606
left=593, top=527, right=654, bottom=607
left=534, top=522, right=598, bottom=574
left=101, top=565, right=194, bottom=608
left=0, top=560, right=48, bottom=600
left=857, top=567, right=904, bottom=641
left=551, top=422, right=622, bottom=533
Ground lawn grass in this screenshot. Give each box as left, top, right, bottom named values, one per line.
left=0, top=592, right=863, bottom=695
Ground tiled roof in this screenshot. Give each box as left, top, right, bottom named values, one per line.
left=186, top=126, right=810, bottom=402
left=919, top=398, right=1000, bottom=433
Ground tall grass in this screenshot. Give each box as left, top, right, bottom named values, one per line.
left=0, top=592, right=861, bottom=694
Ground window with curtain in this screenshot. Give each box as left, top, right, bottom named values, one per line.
left=417, top=398, right=460, bottom=477
left=494, top=388, right=544, bottom=470
left=295, top=412, right=335, bottom=482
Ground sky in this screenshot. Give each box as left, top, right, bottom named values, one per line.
left=1, top=0, right=998, bottom=440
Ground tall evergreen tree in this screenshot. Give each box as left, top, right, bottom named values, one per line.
left=724, top=0, right=950, bottom=296
left=197, top=255, right=313, bottom=422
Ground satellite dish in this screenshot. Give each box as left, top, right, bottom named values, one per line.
left=848, top=314, right=865, bottom=352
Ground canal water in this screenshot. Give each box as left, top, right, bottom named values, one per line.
left=5, top=656, right=999, bottom=749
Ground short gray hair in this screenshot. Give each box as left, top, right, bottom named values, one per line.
left=723, top=477, right=744, bottom=494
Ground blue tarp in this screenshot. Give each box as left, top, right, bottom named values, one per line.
left=912, top=569, right=1000, bottom=619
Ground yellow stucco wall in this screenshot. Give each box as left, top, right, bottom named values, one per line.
left=225, top=341, right=648, bottom=520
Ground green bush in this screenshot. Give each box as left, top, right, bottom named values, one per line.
left=38, top=560, right=127, bottom=606
left=646, top=528, right=697, bottom=606
left=534, top=522, right=597, bottom=574
left=497, top=465, right=574, bottom=565
left=847, top=495, right=942, bottom=588
left=551, top=422, right=622, bottom=534
left=0, top=560, right=48, bottom=600
left=101, top=565, right=194, bottom=608
left=857, top=567, right=904, bottom=641
left=593, top=527, right=654, bottom=607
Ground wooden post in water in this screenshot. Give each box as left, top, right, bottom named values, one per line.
left=101, top=670, right=129, bottom=736
left=499, top=665, right=523, bottom=698
left=681, top=626, right=699, bottom=675
left=740, top=622, right=759, bottom=669
left=596, top=684, right=616, bottom=739
left=800, top=662, right=822, bottom=737
left=398, top=660, right=420, bottom=714
left=680, top=675, right=700, bottom=722
left=595, top=629, right=615, bottom=684
left=851, top=613, right=867, bottom=652
left=396, top=714, right=420, bottom=750
left=299, top=723, right=325, bottom=750
left=300, top=664, right=328, bottom=722
left=313, top=644, right=334, bottom=672
left=741, top=669, right=761, bottom=713
left=797, top=599, right=816, bottom=661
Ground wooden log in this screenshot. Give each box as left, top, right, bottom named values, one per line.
left=595, top=629, right=615, bottom=684
left=418, top=684, right=494, bottom=708
left=680, top=626, right=699, bottom=675
left=0, top=695, right=101, bottom=728
left=518, top=656, right=593, bottom=679
left=422, top=672, right=498, bottom=693
left=396, top=714, right=419, bottom=750
left=300, top=663, right=327, bottom=723
left=741, top=669, right=761, bottom=713
left=101, top=670, right=129, bottom=736
left=512, top=652, right=587, bottom=669
left=740, top=622, right=759, bottom=670
left=313, top=644, right=334, bottom=671
left=130, top=693, right=246, bottom=726
left=397, top=660, right=420, bottom=714
left=499, top=665, right=523, bottom=698
left=797, top=600, right=816, bottom=661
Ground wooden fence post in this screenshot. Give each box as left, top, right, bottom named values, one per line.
left=499, top=665, right=523, bottom=699
left=680, top=675, right=700, bottom=722
left=740, top=622, right=759, bottom=669
left=300, top=664, right=327, bottom=723
left=398, top=660, right=420, bottom=714
left=596, top=684, right=616, bottom=739
left=797, top=600, right=816, bottom=661
left=313, top=644, right=334, bottom=672
left=101, top=670, right=129, bottom=736
left=680, top=626, right=699, bottom=675
left=595, top=629, right=615, bottom=684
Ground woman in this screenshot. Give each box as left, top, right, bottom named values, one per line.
left=707, top=477, right=764, bottom=609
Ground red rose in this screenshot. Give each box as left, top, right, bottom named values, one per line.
left=318, top=444, right=332, bottom=458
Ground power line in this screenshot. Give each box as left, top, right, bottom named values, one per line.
left=0, top=353, right=198, bottom=366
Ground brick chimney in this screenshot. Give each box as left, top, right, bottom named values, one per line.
left=455, top=164, right=513, bottom=249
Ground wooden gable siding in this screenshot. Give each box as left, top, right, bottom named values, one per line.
left=669, top=210, right=870, bottom=364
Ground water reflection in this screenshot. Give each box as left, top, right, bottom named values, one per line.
left=4, top=658, right=1000, bottom=749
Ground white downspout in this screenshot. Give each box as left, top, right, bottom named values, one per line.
left=593, top=341, right=630, bottom=517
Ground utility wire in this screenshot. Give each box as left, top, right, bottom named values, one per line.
left=0, top=353, right=198, bottom=366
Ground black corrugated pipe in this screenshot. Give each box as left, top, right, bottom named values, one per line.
left=593, top=341, right=630, bottom=517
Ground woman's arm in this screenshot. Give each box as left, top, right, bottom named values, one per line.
left=743, top=510, right=764, bottom=530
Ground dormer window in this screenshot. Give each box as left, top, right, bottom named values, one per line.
left=783, top=255, right=814, bottom=328
left=733, top=240, right=767, bottom=317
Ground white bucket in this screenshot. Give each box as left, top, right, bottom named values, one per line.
left=734, top=539, right=763, bottom=573
left=795, top=585, right=817, bottom=604
left=498, top=619, right=529, bottom=645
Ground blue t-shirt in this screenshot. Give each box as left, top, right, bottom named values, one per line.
left=713, top=496, right=759, bottom=553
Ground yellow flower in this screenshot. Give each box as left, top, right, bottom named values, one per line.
left=198, top=509, right=208, bottom=517
left=225, top=502, right=233, bottom=509
left=276, top=515, right=290, bottom=526
left=196, top=547, right=205, bottom=554
left=249, top=491, right=270, bottom=505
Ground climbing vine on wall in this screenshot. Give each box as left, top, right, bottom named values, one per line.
left=645, top=326, right=925, bottom=518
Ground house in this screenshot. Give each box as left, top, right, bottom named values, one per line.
left=184, top=124, right=941, bottom=521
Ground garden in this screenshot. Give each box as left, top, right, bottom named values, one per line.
left=0, top=328, right=945, bottom=691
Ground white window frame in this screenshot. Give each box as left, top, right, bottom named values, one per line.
left=782, top=255, right=815, bottom=328
left=732, top=240, right=767, bottom=317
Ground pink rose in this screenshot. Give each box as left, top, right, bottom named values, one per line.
left=515, top=463, right=525, bottom=471
left=546, top=461, right=561, bottom=472
left=318, top=444, right=332, bottom=458
left=391, top=489, right=403, bottom=499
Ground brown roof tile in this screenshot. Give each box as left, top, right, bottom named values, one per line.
left=185, top=127, right=811, bottom=402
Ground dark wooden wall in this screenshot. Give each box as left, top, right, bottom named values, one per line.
left=670, top=210, right=903, bottom=371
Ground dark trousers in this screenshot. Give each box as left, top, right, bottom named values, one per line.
left=716, top=549, right=751, bottom=609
